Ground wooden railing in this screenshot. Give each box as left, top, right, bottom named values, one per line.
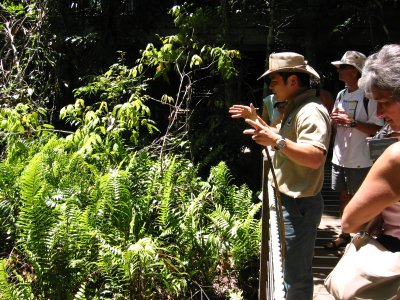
left=259, top=156, right=286, bottom=300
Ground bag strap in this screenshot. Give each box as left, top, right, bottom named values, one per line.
left=338, top=88, right=347, bottom=102
left=363, top=215, right=383, bottom=235
left=363, top=97, right=369, bottom=118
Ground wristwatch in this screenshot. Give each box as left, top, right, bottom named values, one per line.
left=274, top=136, right=287, bottom=150
left=350, top=120, right=357, bottom=128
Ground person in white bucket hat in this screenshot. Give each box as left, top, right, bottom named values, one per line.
left=229, top=52, right=331, bottom=300
left=331, top=50, right=366, bottom=73
left=324, top=51, right=384, bottom=254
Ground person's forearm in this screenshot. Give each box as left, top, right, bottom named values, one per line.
left=342, top=144, right=400, bottom=233
left=256, top=115, right=268, bottom=126
left=257, top=116, right=279, bottom=132
left=341, top=218, right=364, bottom=233
left=278, top=139, right=325, bottom=169
left=261, top=110, right=269, bottom=124
left=353, top=121, right=381, bottom=135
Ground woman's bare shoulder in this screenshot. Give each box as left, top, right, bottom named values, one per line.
left=383, top=141, right=400, bottom=158
left=377, top=141, right=400, bottom=171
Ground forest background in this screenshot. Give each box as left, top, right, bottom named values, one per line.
left=1, top=0, right=399, bottom=299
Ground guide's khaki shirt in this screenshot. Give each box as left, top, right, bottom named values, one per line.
left=271, top=89, right=331, bottom=198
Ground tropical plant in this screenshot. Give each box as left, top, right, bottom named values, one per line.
left=0, top=103, right=56, bottom=262
left=132, top=3, right=241, bottom=167
left=0, top=131, right=260, bottom=299
left=0, top=3, right=262, bottom=299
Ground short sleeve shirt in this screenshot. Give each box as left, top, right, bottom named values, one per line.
left=332, top=88, right=384, bottom=168
left=270, top=89, right=331, bottom=198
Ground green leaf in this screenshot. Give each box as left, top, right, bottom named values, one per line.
left=161, top=94, right=174, bottom=103
left=190, top=54, right=202, bottom=68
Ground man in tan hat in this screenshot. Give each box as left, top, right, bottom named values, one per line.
left=324, top=51, right=383, bottom=253
left=229, top=52, right=331, bottom=299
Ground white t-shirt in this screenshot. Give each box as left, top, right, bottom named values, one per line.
left=331, top=88, right=384, bottom=168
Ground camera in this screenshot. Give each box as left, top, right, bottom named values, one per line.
left=367, top=137, right=398, bottom=160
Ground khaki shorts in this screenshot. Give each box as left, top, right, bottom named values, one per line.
left=331, top=164, right=370, bottom=195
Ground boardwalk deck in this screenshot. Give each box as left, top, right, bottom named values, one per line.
left=313, top=164, right=341, bottom=299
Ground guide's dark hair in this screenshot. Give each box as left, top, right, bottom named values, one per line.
left=278, top=72, right=312, bottom=88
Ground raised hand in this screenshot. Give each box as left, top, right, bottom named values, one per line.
left=228, top=103, right=258, bottom=120
left=243, top=118, right=279, bottom=147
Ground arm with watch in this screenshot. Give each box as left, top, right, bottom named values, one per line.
left=348, top=119, right=382, bottom=135
left=244, top=119, right=326, bottom=170
left=331, top=108, right=381, bottom=134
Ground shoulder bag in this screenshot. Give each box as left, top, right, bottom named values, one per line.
left=324, top=226, right=400, bottom=299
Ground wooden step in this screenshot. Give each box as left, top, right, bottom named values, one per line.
left=313, top=161, right=341, bottom=299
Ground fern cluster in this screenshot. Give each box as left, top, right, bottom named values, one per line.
left=0, top=133, right=261, bottom=299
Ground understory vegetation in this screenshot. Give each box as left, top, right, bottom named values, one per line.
left=0, top=2, right=261, bottom=299
left=0, top=131, right=260, bottom=299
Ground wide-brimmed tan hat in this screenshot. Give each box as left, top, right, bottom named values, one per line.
left=258, top=52, right=320, bottom=80
left=331, top=51, right=366, bottom=73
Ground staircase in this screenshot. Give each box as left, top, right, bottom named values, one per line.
left=313, top=162, right=341, bottom=299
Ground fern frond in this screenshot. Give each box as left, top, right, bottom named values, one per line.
left=157, top=156, right=176, bottom=230
left=94, top=168, right=133, bottom=241
left=73, top=282, right=87, bottom=300
left=208, top=205, right=233, bottom=239
left=207, top=162, right=236, bottom=212
left=230, top=203, right=262, bottom=271
left=19, top=154, right=44, bottom=206
left=0, top=258, right=34, bottom=300
left=0, top=259, right=16, bottom=300
left=232, top=184, right=254, bottom=218
left=17, top=152, right=55, bottom=276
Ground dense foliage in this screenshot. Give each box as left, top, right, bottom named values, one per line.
left=0, top=2, right=262, bottom=299
left=0, top=132, right=260, bottom=299
left=2, top=0, right=400, bottom=299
